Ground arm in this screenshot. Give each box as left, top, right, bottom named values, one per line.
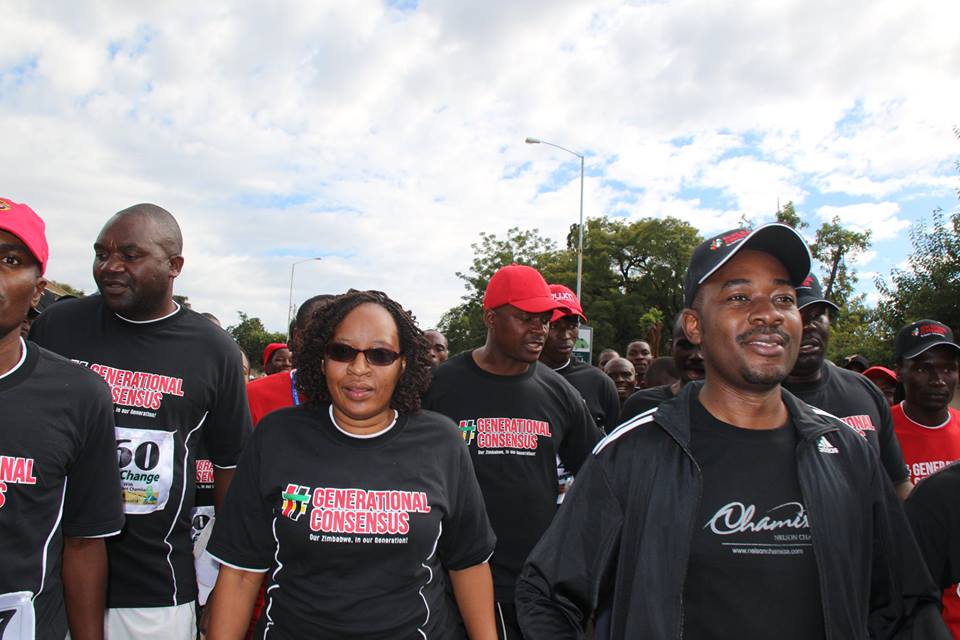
left=516, top=456, right=622, bottom=639
left=601, top=376, right=621, bottom=434
left=895, top=478, right=913, bottom=502
left=449, top=563, right=497, bottom=640
left=62, top=537, right=108, bottom=640
left=206, top=565, right=263, bottom=640
left=213, top=467, right=235, bottom=511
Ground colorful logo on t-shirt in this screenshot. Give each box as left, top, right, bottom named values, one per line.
left=281, top=484, right=311, bottom=522
left=0, top=454, right=38, bottom=510
left=458, top=417, right=552, bottom=452
left=84, top=363, right=185, bottom=412
left=459, top=420, right=477, bottom=445
left=308, top=487, right=431, bottom=536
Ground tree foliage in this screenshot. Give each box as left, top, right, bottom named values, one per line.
left=775, top=201, right=806, bottom=230
left=811, top=217, right=871, bottom=306
left=877, top=209, right=960, bottom=335
left=438, top=217, right=702, bottom=358
left=227, top=312, right=287, bottom=373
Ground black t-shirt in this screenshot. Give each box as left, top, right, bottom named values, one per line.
left=422, top=352, right=601, bottom=600
left=905, top=461, right=960, bottom=589
left=553, top=359, right=621, bottom=432
left=0, top=340, right=125, bottom=640
left=784, top=361, right=908, bottom=483
left=682, top=398, right=826, bottom=640
left=29, top=296, right=252, bottom=607
left=207, top=405, right=495, bottom=640
left=619, top=383, right=675, bottom=423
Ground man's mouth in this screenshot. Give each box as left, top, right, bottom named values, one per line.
left=738, top=329, right=788, bottom=357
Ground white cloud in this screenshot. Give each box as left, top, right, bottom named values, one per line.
left=1, top=0, right=958, bottom=329
left=816, top=203, right=911, bottom=241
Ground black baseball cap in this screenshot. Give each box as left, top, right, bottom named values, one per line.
left=683, top=223, right=812, bottom=308
left=795, top=273, right=840, bottom=312
left=894, top=320, right=960, bottom=361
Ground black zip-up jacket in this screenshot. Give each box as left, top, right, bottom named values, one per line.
left=516, top=383, right=949, bottom=639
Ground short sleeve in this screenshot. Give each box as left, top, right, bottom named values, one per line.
left=62, top=378, right=125, bottom=538
left=203, top=340, right=253, bottom=469
left=206, top=430, right=273, bottom=572
left=557, top=397, right=602, bottom=476
left=438, top=440, right=496, bottom=571
left=871, top=387, right=909, bottom=484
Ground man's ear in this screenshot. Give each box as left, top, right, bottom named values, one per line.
left=168, top=255, right=184, bottom=278
left=482, top=307, right=497, bottom=330
left=682, top=308, right=703, bottom=346
left=32, top=277, right=47, bottom=309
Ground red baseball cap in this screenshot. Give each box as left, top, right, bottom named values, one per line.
left=548, top=284, right=587, bottom=323
left=483, top=264, right=567, bottom=314
left=0, top=197, right=48, bottom=275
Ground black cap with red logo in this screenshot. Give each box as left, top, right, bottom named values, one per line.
left=894, top=320, right=960, bottom=361
left=683, top=223, right=811, bottom=308
left=795, top=273, right=839, bottom=312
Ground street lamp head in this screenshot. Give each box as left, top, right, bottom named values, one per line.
left=525, top=137, right=541, bottom=144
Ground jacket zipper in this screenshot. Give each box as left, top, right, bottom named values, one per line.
left=660, top=425, right=702, bottom=640
left=797, top=428, right=838, bottom=640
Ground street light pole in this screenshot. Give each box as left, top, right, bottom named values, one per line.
left=287, top=257, right=322, bottom=333
left=525, top=137, right=585, bottom=302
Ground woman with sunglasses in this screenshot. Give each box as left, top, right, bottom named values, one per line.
left=205, top=290, right=498, bottom=640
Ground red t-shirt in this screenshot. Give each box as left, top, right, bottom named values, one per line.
left=893, top=402, right=960, bottom=637
left=247, top=370, right=297, bottom=426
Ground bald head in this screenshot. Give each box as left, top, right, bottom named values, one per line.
left=109, top=203, right=183, bottom=257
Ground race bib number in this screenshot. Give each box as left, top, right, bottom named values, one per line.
left=115, top=427, right=176, bottom=514
left=0, top=591, right=34, bottom=640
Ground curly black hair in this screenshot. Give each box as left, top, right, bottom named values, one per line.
left=294, top=290, right=434, bottom=415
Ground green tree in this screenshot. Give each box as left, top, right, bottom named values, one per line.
left=876, top=209, right=960, bottom=335
left=811, top=216, right=871, bottom=305
left=775, top=201, right=807, bottom=230
left=227, top=312, right=287, bottom=373
left=827, top=296, right=893, bottom=366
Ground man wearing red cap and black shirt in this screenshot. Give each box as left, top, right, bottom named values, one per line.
left=424, top=264, right=601, bottom=639
left=0, top=198, right=125, bottom=640
left=892, top=319, right=960, bottom=635
left=540, top=284, right=619, bottom=433
left=517, top=224, right=948, bottom=639
left=30, top=203, right=251, bottom=639
left=782, top=273, right=912, bottom=499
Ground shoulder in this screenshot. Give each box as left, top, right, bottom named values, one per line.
left=178, top=309, right=242, bottom=352
left=33, top=295, right=101, bottom=327
left=405, top=409, right=465, bottom=446
left=827, top=363, right=886, bottom=405
left=592, top=409, right=661, bottom=457
left=429, top=352, right=473, bottom=383
left=30, top=342, right=112, bottom=397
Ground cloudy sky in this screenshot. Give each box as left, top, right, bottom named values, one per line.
left=3, top=0, right=958, bottom=332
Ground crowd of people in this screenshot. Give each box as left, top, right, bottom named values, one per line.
left=1, top=196, right=958, bottom=640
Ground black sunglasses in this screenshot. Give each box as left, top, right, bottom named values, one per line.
left=323, top=343, right=402, bottom=367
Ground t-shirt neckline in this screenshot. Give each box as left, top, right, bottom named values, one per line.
left=115, top=301, right=181, bottom=324
left=0, top=337, right=28, bottom=381
left=898, top=401, right=951, bottom=429
left=328, top=404, right=399, bottom=439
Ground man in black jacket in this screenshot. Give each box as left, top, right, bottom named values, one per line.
left=516, top=223, right=948, bottom=640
